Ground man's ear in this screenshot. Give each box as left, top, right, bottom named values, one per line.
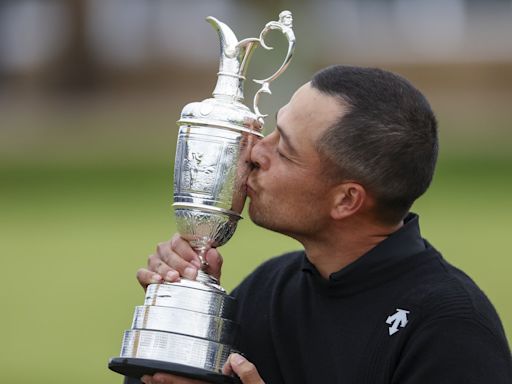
left=330, top=182, right=367, bottom=220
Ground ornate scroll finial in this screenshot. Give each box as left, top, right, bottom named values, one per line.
left=253, top=10, right=296, bottom=124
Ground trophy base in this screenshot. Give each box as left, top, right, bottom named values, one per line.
left=108, top=357, right=241, bottom=384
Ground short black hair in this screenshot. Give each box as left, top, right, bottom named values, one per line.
left=311, top=65, right=438, bottom=224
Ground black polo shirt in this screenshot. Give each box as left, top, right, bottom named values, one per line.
left=232, top=214, right=512, bottom=383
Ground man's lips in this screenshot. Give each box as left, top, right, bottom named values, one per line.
left=246, top=179, right=257, bottom=196
left=246, top=183, right=255, bottom=197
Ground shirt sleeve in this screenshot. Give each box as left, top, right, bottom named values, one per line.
left=392, top=317, right=512, bottom=384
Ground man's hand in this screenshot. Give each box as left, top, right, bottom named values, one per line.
left=136, top=234, right=223, bottom=290
left=222, top=353, right=265, bottom=384
left=140, top=353, right=264, bottom=384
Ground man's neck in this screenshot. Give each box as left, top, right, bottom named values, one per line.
left=300, top=217, right=403, bottom=280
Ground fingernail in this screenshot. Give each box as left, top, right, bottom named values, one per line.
left=231, top=353, right=246, bottom=366
left=166, top=270, right=179, bottom=281
left=150, top=274, right=162, bottom=284
left=184, top=266, right=197, bottom=279
left=191, top=259, right=201, bottom=268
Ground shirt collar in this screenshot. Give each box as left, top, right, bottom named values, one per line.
left=301, top=213, right=432, bottom=293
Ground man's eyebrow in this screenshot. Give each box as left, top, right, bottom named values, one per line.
left=275, top=109, right=298, bottom=155
left=276, top=124, right=298, bottom=156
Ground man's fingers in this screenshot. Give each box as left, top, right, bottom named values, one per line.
left=136, top=268, right=163, bottom=290
left=223, top=354, right=265, bottom=384
left=169, top=234, right=202, bottom=267
left=153, top=236, right=200, bottom=280
left=147, top=253, right=180, bottom=281
left=151, top=251, right=197, bottom=281
left=147, top=240, right=196, bottom=281
left=141, top=235, right=224, bottom=286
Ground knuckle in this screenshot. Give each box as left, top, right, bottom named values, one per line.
left=239, top=367, right=256, bottom=380
left=148, top=254, right=165, bottom=272
left=244, top=361, right=256, bottom=372
left=156, top=242, right=166, bottom=254
left=147, top=253, right=157, bottom=266
left=171, top=233, right=181, bottom=241
left=170, top=234, right=180, bottom=249
left=170, top=234, right=186, bottom=253
left=158, top=263, right=172, bottom=274
left=172, top=256, right=187, bottom=270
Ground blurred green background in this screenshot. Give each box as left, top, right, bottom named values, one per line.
left=1, top=1, right=511, bottom=383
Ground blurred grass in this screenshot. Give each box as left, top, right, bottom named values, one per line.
left=1, top=154, right=511, bottom=384
left=1, top=86, right=511, bottom=383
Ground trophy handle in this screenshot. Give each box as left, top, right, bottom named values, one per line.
left=251, top=10, right=296, bottom=124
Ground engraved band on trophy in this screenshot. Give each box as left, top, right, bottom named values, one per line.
left=109, top=11, right=295, bottom=384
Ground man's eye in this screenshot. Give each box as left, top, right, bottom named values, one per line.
left=277, top=149, right=289, bottom=160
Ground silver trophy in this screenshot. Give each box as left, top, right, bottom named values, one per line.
left=109, top=11, right=295, bottom=384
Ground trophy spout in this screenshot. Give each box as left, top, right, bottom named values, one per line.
left=206, top=16, right=260, bottom=102
left=206, top=16, right=239, bottom=59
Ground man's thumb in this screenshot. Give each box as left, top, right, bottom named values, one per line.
left=226, top=354, right=264, bottom=384
left=205, top=248, right=223, bottom=281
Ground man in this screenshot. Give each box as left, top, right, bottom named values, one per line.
left=137, top=66, right=512, bottom=383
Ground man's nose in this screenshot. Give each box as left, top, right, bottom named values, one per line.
left=250, top=137, right=269, bottom=170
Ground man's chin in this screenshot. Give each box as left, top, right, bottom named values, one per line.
left=247, top=202, right=259, bottom=224
left=247, top=203, right=266, bottom=228
left=247, top=204, right=281, bottom=234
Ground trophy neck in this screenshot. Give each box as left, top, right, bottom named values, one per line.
left=208, top=16, right=259, bottom=103
left=212, top=71, right=245, bottom=103
left=212, top=42, right=259, bottom=102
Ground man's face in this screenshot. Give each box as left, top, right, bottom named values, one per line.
left=247, top=82, right=345, bottom=239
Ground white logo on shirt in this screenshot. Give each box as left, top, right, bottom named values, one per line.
left=386, top=308, right=410, bottom=335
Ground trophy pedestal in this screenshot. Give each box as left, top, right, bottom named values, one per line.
left=109, top=281, right=240, bottom=384
left=109, top=357, right=241, bottom=384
